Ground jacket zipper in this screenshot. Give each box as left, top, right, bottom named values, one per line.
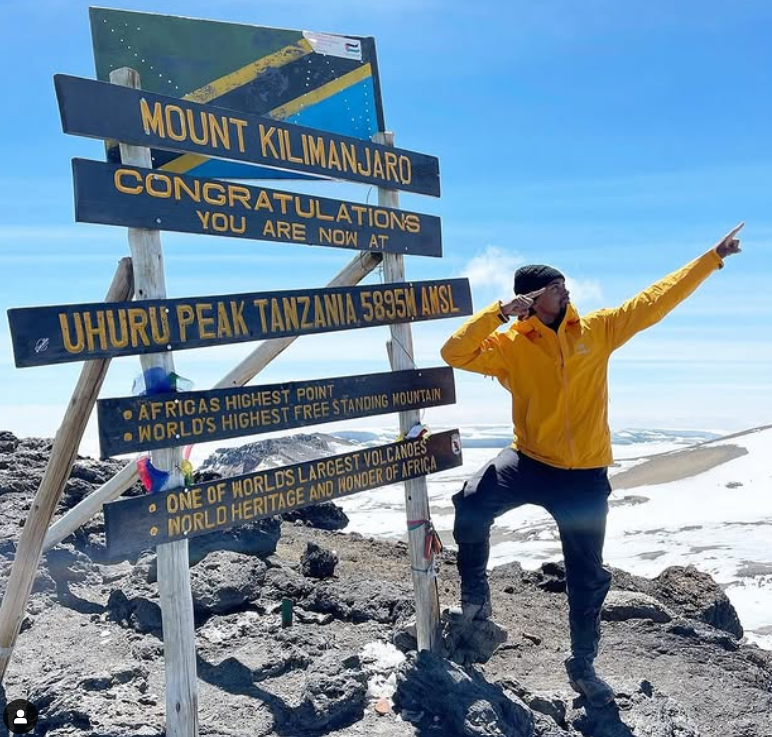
left=558, top=332, right=576, bottom=467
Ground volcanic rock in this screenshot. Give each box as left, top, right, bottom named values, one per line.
left=2, top=430, right=772, bottom=737
left=292, top=652, right=368, bottom=732
left=438, top=608, right=509, bottom=665
left=394, top=650, right=534, bottom=736
left=602, top=590, right=674, bottom=623
left=189, top=550, right=267, bottom=615
left=300, top=541, right=339, bottom=579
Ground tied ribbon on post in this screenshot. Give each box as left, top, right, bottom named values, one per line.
left=133, top=371, right=197, bottom=493
left=132, top=367, right=194, bottom=396
left=137, top=457, right=171, bottom=494
left=137, top=442, right=196, bottom=494
left=396, top=423, right=431, bottom=443
left=180, top=444, right=194, bottom=487
left=407, top=518, right=444, bottom=562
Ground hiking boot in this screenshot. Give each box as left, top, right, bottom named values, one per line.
left=455, top=541, right=492, bottom=621
left=565, top=656, right=615, bottom=708
left=447, top=593, right=493, bottom=622
left=462, top=597, right=493, bottom=621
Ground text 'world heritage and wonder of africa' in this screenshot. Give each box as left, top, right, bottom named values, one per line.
left=103, top=430, right=463, bottom=557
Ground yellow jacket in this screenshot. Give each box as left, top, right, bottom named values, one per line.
left=441, top=249, right=724, bottom=469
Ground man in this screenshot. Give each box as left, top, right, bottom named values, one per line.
left=440, top=225, right=744, bottom=707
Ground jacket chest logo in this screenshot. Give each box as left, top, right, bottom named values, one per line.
left=575, top=342, right=590, bottom=356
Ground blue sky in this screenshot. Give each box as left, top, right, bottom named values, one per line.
left=1, top=0, right=771, bottom=454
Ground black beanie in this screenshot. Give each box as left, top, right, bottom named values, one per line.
left=513, top=264, right=565, bottom=295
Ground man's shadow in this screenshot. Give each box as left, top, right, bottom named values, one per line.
left=196, top=653, right=336, bottom=737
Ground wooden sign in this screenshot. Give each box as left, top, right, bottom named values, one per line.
left=8, top=279, right=472, bottom=368
left=55, top=74, right=440, bottom=197
left=72, top=159, right=442, bottom=257
left=104, top=429, right=463, bottom=558
left=90, top=8, right=386, bottom=181
left=97, top=366, right=455, bottom=457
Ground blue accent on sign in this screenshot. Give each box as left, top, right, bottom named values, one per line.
left=286, top=79, right=378, bottom=140
left=191, top=160, right=317, bottom=180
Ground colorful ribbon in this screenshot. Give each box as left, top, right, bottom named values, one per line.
left=137, top=444, right=196, bottom=494
left=137, top=457, right=172, bottom=494
left=132, top=367, right=193, bottom=396
left=407, top=518, right=444, bottom=560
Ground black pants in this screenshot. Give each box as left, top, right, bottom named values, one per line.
left=452, top=448, right=612, bottom=660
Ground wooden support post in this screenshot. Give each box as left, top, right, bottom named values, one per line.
left=374, top=131, right=441, bottom=652
left=0, top=257, right=133, bottom=682
left=109, top=67, right=197, bottom=737
left=43, top=251, right=383, bottom=551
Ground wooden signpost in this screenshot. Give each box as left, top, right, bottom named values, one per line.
left=41, top=252, right=384, bottom=556
left=1, top=11, right=471, bottom=737
left=72, top=159, right=442, bottom=257
left=54, top=74, right=441, bottom=196
left=97, top=366, right=455, bottom=457
left=9, top=278, right=471, bottom=368
left=104, top=430, right=462, bottom=558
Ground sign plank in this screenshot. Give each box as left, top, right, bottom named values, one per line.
left=104, top=429, right=463, bottom=558
left=55, top=74, right=440, bottom=197
left=98, top=367, right=455, bottom=457
left=8, top=279, right=472, bottom=368
left=72, top=159, right=442, bottom=257
left=90, top=8, right=386, bottom=181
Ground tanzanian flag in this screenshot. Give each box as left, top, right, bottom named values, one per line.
left=90, top=8, right=386, bottom=180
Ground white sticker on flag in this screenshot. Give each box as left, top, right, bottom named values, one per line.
left=303, top=31, right=363, bottom=62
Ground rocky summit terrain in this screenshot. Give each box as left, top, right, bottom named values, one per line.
left=1, top=430, right=771, bottom=737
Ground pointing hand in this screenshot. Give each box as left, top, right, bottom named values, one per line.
left=715, top=222, right=744, bottom=259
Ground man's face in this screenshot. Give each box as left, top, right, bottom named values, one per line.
left=534, top=278, right=570, bottom=314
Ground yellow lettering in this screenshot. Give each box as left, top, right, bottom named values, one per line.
left=127, top=308, right=150, bottom=348
left=176, top=304, right=195, bottom=342
left=202, top=182, right=226, bottom=206
left=259, top=124, right=279, bottom=159
left=209, top=114, right=231, bottom=150
left=228, top=185, right=251, bottom=210
left=231, top=118, right=248, bottom=153
left=216, top=302, right=233, bottom=338
left=114, top=169, right=142, bottom=195
left=185, top=109, right=209, bottom=146
left=59, top=312, right=84, bottom=354
left=196, top=303, right=215, bottom=339
left=146, top=173, right=172, bottom=198
left=140, top=99, right=164, bottom=136
left=254, top=190, right=273, bottom=212
left=384, top=151, right=399, bottom=183
left=164, top=105, right=187, bottom=141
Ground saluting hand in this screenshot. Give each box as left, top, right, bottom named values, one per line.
left=715, top=222, right=744, bottom=259
left=500, top=288, right=546, bottom=319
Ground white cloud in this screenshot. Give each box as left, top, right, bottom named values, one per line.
left=565, top=276, right=603, bottom=306
left=459, top=245, right=603, bottom=310
left=460, top=245, right=524, bottom=294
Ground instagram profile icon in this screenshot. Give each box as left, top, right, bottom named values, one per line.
left=3, top=699, right=38, bottom=734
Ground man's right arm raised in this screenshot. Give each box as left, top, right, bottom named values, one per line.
left=440, top=301, right=509, bottom=378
